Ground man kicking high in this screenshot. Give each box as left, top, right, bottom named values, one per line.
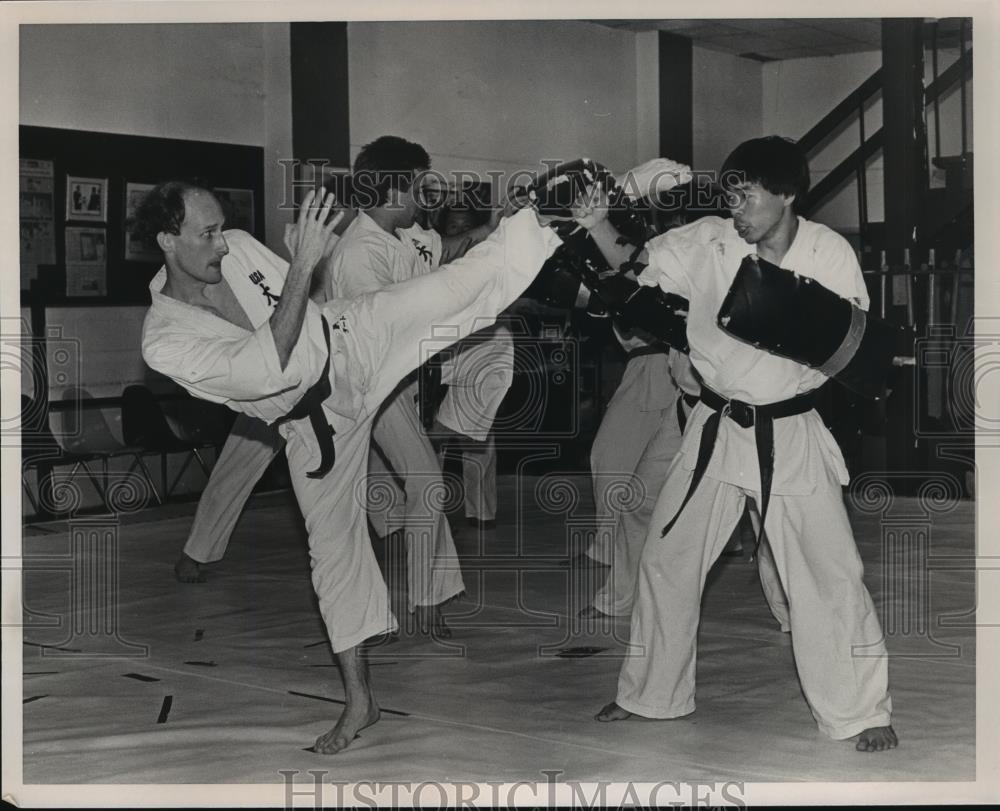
left=138, top=181, right=560, bottom=753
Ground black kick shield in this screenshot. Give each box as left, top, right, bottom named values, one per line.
left=717, top=254, right=914, bottom=399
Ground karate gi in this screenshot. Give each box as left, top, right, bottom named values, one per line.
left=143, top=216, right=559, bottom=652
left=182, top=412, right=283, bottom=563
left=325, top=212, right=465, bottom=610
left=434, top=322, right=512, bottom=522
left=586, top=330, right=698, bottom=616
left=614, top=216, right=892, bottom=739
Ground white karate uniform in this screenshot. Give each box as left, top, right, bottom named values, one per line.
left=434, top=322, right=512, bottom=522
left=182, top=412, right=284, bottom=563
left=586, top=330, right=697, bottom=616
left=402, top=222, right=511, bottom=522
left=325, top=212, right=467, bottom=610
left=143, top=216, right=559, bottom=652
left=614, top=216, right=892, bottom=739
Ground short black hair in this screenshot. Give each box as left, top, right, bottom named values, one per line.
left=351, top=135, right=430, bottom=209
left=130, top=180, right=217, bottom=247
left=719, top=136, right=810, bottom=212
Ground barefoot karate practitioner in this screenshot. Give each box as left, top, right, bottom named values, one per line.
left=574, top=137, right=897, bottom=751
left=138, top=182, right=559, bottom=753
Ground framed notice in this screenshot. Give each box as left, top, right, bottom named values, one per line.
left=66, top=175, right=108, bottom=223
left=123, top=181, right=161, bottom=262
left=215, top=187, right=255, bottom=233
left=19, top=158, right=56, bottom=285
left=65, top=227, right=107, bottom=297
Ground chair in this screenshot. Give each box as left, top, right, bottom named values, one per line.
left=121, top=385, right=221, bottom=499
left=21, top=393, right=160, bottom=516
left=167, top=395, right=235, bottom=450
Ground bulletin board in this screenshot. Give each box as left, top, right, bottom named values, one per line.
left=19, top=125, right=265, bottom=305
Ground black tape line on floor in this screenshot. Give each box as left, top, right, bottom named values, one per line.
left=287, top=690, right=409, bottom=717
left=157, top=695, right=173, bottom=724
left=123, top=673, right=161, bottom=682
left=307, top=662, right=398, bottom=668
left=25, top=671, right=60, bottom=675
left=23, top=640, right=82, bottom=653
left=23, top=695, right=48, bottom=704
left=194, top=629, right=205, bottom=641
left=184, top=660, right=218, bottom=667
left=303, top=640, right=327, bottom=648
left=556, top=647, right=608, bottom=658
left=197, top=607, right=258, bottom=620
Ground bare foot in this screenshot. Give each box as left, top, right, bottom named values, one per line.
left=855, top=725, right=898, bottom=752
left=413, top=604, right=452, bottom=638
left=577, top=605, right=610, bottom=620
left=174, top=554, right=205, bottom=583
left=314, top=696, right=381, bottom=754
left=595, top=701, right=632, bottom=722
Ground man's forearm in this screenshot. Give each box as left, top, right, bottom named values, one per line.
left=586, top=219, right=647, bottom=273
left=270, top=190, right=341, bottom=369
left=269, top=260, right=314, bottom=370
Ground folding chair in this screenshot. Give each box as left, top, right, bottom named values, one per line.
left=121, top=384, right=221, bottom=499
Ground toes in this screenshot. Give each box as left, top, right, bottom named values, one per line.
left=595, top=702, right=626, bottom=722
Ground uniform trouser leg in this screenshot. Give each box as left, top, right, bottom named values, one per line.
left=591, top=402, right=683, bottom=616
left=762, top=488, right=892, bottom=739
left=587, top=363, right=670, bottom=564
left=756, top=529, right=791, bottom=632
left=367, top=442, right=405, bottom=539
left=296, top=209, right=556, bottom=652
left=616, top=470, right=892, bottom=738
left=461, top=437, right=497, bottom=520
left=183, top=413, right=285, bottom=563
left=615, top=471, right=744, bottom=719
left=371, top=382, right=465, bottom=611
left=286, top=416, right=396, bottom=653
left=436, top=325, right=514, bottom=441
left=436, top=327, right=510, bottom=522
left=332, top=207, right=558, bottom=416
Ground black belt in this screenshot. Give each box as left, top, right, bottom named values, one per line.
left=625, top=345, right=668, bottom=362
left=676, top=390, right=700, bottom=434
left=418, top=353, right=445, bottom=431
left=660, top=386, right=816, bottom=553
left=272, top=316, right=337, bottom=479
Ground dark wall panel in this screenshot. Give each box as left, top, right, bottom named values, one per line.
left=290, top=21, right=350, bottom=168
left=658, top=31, right=693, bottom=166
left=20, top=125, right=264, bottom=305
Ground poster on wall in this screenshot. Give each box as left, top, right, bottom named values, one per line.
left=19, top=158, right=56, bottom=286
left=66, top=175, right=108, bottom=223
left=123, top=181, right=161, bottom=262
left=65, top=226, right=107, bottom=297
left=215, top=187, right=254, bottom=233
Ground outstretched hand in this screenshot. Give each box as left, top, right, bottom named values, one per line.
left=287, top=190, right=344, bottom=273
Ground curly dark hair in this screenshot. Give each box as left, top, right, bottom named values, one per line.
left=129, top=179, right=217, bottom=248
left=719, top=136, right=811, bottom=213
left=351, top=135, right=430, bottom=209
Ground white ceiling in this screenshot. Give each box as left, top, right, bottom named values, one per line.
left=590, top=18, right=969, bottom=62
